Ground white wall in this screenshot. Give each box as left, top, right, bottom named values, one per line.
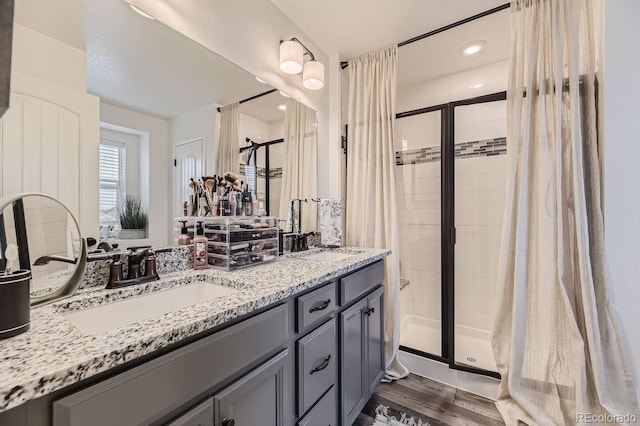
left=602, top=0, right=640, bottom=400
left=100, top=102, right=170, bottom=247
left=11, top=24, right=86, bottom=92
left=397, top=60, right=509, bottom=112
left=129, top=0, right=337, bottom=199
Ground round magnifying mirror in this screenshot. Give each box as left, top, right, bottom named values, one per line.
left=0, top=193, right=87, bottom=306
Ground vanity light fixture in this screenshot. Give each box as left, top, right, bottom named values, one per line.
left=129, top=4, right=156, bottom=20
left=279, top=38, right=324, bottom=90
left=461, top=40, right=485, bottom=56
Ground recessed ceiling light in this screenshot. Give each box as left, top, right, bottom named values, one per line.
left=471, top=82, right=485, bottom=89
left=129, top=4, right=156, bottom=20
left=279, top=91, right=290, bottom=98
left=461, top=41, right=485, bottom=56
left=277, top=104, right=287, bottom=111
left=255, top=76, right=266, bottom=84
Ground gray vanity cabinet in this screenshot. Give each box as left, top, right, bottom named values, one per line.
left=53, top=304, right=290, bottom=426
left=166, top=399, right=214, bottom=426
left=2, top=259, right=386, bottom=426
left=214, top=349, right=289, bottom=426
left=338, top=262, right=385, bottom=426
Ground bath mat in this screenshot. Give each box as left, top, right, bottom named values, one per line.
left=372, top=404, right=431, bottom=426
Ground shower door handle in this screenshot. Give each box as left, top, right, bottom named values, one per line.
left=450, top=227, right=456, bottom=245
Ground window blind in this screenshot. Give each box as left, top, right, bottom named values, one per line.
left=99, top=141, right=126, bottom=225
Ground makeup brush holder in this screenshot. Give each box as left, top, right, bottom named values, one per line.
left=0, top=270, right=31, bottom=340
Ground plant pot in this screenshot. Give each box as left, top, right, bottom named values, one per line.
left=118, top=229, right=146, bottom=239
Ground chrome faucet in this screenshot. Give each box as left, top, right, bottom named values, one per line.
left=126, top=247, right=155, bottom=280
left=105, top=246, right=160, bottom=289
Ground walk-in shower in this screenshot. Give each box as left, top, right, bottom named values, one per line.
left=239, top=137, right=284, bottom=218
left=397, top=93, right=506, bottom=378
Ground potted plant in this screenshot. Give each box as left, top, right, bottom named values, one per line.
left=118, top=195, right=148, bottom=239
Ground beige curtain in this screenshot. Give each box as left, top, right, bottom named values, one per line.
left=346, top=45, right=408, bottom=381
left=278, top=98, right=317, bottom=233
left=492, top=1, right=638, bottom=424
left=216, top=102, right=240, bottom=175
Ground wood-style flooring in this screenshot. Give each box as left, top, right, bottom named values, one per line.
left=355, top=374, right=504, bottom=426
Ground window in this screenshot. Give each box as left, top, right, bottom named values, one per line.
left=99, top=141, right=126, bottom=225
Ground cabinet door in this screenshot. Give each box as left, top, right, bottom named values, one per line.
left=339, top=298, right=367, bottom=426
left=214, top=349, right=289, bottom=426
left=366, top=286, right=385, bottom=395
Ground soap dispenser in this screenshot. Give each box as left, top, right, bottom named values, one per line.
left=193, top=221, right=208, bottom=270
left=177, top=221, right=191, bottom=246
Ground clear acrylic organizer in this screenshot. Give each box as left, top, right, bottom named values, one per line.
left=177, top=216, right=278, bottom=271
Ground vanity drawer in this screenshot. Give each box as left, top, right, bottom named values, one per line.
left=297, top=386, right=336, bottom=426
left=166, top=398, right=213, bottom=426
left=53, top=304, right=288, bottom=426
left=297, top=319, right=336, bottom=416
left=339, top=261, right=384, bottom=306
left=296, top=281, right=336, bottom=333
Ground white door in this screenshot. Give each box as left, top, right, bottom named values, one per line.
left=0, top=72, right=100, bottom=236
left=174, top=138, right=204, bottom=218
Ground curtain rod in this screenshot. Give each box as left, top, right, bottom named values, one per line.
left=340, top=2, right=511, bottom=69
left=239, top=137, right=284, bottom=153
left=217, top=88, right=278, bottom=113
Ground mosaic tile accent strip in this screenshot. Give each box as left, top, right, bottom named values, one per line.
left=395, top=137, right=507, bottom=166
left=239, top=166, right=283, bottom=179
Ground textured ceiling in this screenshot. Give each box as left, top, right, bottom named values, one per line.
left=14, top=0, right=276, bottom=121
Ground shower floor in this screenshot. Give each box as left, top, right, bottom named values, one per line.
left=400, top=315, right=497, bottom=372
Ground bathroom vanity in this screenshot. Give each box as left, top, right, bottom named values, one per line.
left=0, top=248, right=388, bottom=425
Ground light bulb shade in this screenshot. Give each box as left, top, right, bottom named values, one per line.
left=280, top=40, right=303, bottom=74
left=303, top=60, right=324, bottom=90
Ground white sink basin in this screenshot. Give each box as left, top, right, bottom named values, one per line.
left=302, top=251, right=355, bottom=262
left=63, top=282, right=238, bottom=335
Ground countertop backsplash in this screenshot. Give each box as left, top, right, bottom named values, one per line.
left=82, top=246, right=193, bottom=289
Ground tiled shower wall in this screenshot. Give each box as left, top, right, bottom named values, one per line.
left=453, top=102, right=506, bottom=333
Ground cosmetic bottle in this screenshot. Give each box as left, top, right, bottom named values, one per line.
left=193, top=221, right=208, bottom=269
left=177, top=221, right=191, bottom=246
left=243, top=189, right=253, bottom=216
left=256, top=202, right=267, bottom=217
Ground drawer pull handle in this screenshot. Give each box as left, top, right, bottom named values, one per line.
left=365, top=307, right=375, bottom=316
left=222, top=419, right=235, bottom=426
left=310, top=354, right=331, bottom=375
left=309, top=299, right=331, bottom=313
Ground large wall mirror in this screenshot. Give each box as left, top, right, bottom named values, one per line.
left=2, top=0, right=318, bottom=252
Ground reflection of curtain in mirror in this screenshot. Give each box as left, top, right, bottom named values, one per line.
left=216, top=102, right=240, bottom=175
left=278, top=99, right=317, bottom=232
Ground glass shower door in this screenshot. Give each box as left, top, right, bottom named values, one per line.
left=452, top=99, right=507, bottom=373
left=397, top=109, right=443, bottom=358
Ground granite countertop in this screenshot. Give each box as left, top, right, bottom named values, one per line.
left=0, top=247, right=389, bottom=413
